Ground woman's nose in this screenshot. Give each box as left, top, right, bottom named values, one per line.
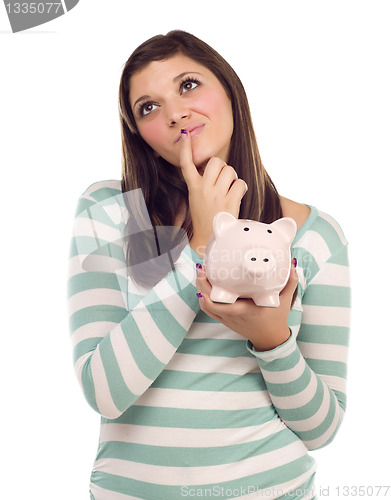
left=166, top=98, right=190, bottom=125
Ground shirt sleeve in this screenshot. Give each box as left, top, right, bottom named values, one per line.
left=67, top=186, right=202, bottom=419
left=246, top=242, right=351, bottom=450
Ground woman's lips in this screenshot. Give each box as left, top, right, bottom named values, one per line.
left=174, top=124, right=205, bottom=143
left=189, top=125, right=204, bottom=139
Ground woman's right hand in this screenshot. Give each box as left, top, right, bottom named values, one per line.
left=179, top=129, right=248, bottom=258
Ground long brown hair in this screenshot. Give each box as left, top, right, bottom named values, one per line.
left=118, top=30, right=282, bottom=287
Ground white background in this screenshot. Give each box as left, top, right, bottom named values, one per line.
left=1, top=1, right=390, bottom=498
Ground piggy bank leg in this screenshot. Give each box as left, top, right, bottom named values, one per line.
left=252, top=292, right=280, bottom=308
left=210, top=286, right=239, bottom=304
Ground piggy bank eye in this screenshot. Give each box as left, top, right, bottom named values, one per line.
left=251, top=257, right=256, bottom=261
left=267, top=229, right=272, bottom=234
left=263, top=258, right=269, bottom=262
left=244, top=227, right=249, bottom=231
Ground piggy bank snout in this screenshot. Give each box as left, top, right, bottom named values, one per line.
left=243, top=248, right=276, bottom=276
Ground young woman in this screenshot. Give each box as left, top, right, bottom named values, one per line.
left=67, top=30, right=351, bottom=500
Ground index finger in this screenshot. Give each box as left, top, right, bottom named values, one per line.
left=179, top=129, right=201, bottom=187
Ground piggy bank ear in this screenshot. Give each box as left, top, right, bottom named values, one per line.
left=270, top=217, right=297, bottom=243
left=213, top=212, right=238, bottom=237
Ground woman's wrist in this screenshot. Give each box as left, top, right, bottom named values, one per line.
left=189, top=237, right=207, bottom=259
left=251, top=326, right=291, bottom=352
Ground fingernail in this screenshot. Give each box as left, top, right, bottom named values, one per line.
left=196, top=263, right=202, bottom=270
left=293, top=258, right=297, bottom=268
left=196, top=292, right=203, bottom=298
left=181, top=129, right=188, bottom=135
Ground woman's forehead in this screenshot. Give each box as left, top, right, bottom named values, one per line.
left=136, top=54, right=207, bottom=74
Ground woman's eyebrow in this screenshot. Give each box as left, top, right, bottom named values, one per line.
left=132, top=71, right=202, bottom=111
left=133, top=94, right=150, bottom=111
left=173, top=71, right=202, bottom=82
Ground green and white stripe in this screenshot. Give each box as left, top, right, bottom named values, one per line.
left=67, top=180, right=350, bottom=500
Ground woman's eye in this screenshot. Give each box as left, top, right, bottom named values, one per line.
left=140, top=102, right=157, bottom=116
left=183, top=81, right=197, bottom=92
left=180, top=78, right=200, bottom=94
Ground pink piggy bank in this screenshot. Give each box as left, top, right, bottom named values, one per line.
left=204, top=212, right=297, bottom=307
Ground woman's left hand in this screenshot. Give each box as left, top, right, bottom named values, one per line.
left=196, top=260, right=298, bottom=351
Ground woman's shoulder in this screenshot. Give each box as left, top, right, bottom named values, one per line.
left=280, top=195, right=349, bottom=270
left=73, top=179, right=123, bottom=221
left=80, top=179, right=122, bottom=202
left=279, top=196, right=312, bottom=231
left=280, top=196, right=347, bottom=240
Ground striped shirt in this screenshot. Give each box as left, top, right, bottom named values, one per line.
left=67, top=179, right=351, bottom=500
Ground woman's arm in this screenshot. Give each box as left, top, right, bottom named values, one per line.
left=196, top=215, right=350, bottom=451
left=248, top=243, right=351, bottom=450
left=67, top=182, right=201, bottom=419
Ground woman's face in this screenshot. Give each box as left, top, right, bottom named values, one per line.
left=129, top=54, right=234, bottom=171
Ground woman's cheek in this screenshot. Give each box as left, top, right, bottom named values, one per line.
left=192, top=87, right=229, bottom=117
left=139, top=121, right=164, bottom=152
